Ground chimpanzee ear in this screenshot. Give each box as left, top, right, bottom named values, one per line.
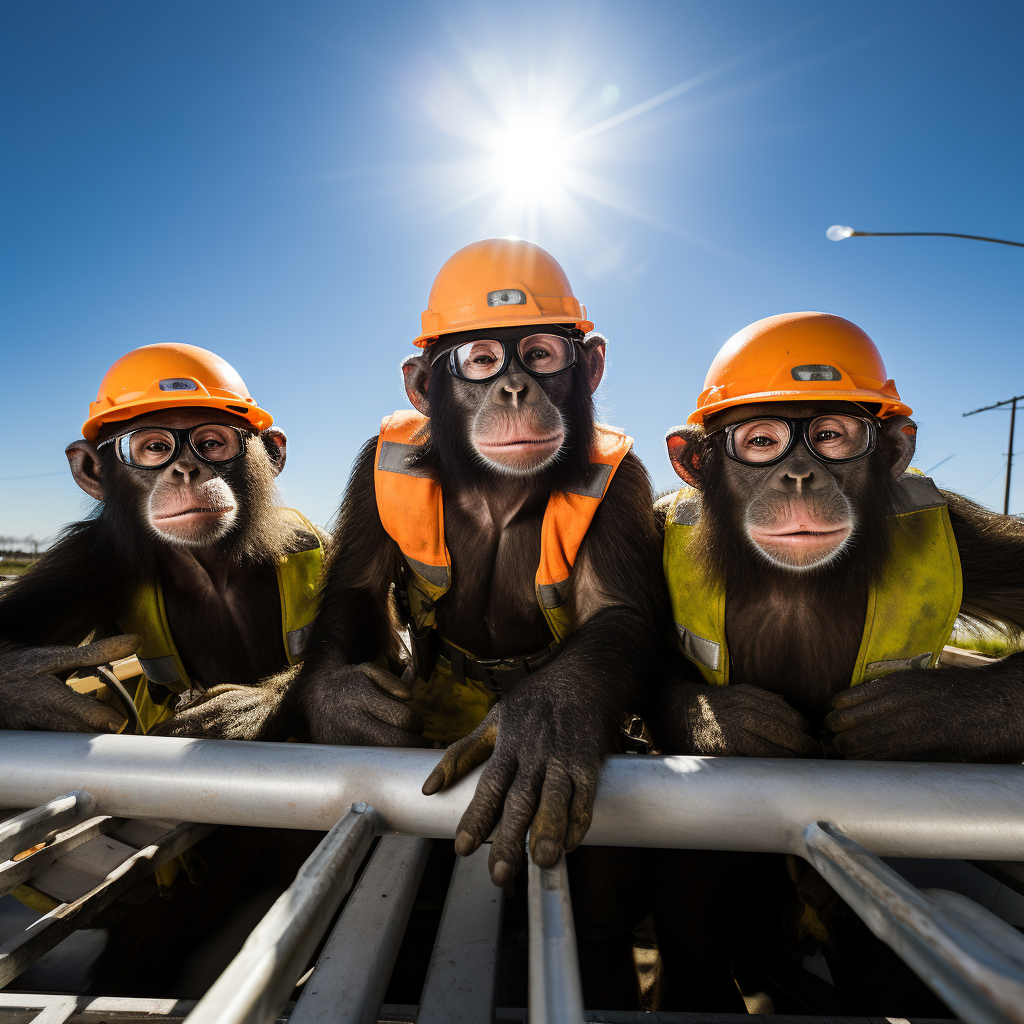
left=66, top=441, right=105, bottom=501
left=879, top=416, right=917, bottom=479
left=665, top=426, right=704, bottom=489
left=402, top=355, right=432, bottom=416
left=261, top=429, right=288, bottom=477
left=578, top=334, right=606, bottom=395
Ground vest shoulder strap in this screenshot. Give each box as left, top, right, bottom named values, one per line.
left=536, top=424, right=634, bottom=641
left=662, top=489, right=729, bottom=685
left=276, top=508, right=327, bottom=663
left=117, top=580, right=190, bottom=695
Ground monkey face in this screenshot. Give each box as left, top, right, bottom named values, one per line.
left=667, top=401, right=916, bottom=573
left=67, top=408, right=287, bottom=553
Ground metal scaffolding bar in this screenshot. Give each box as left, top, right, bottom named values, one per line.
left=289, top=835, right=431, bottom=1024
left=528, top=852, right=584, bottom=1024
left=418, top=845, right=505, bottom=1024
left=183, top=803, right=377, bottom=1024
left=0, top=733, right=1020, bottom=859
left=0, top=790, right=95, bottom=862
left=803, top=822, right=1024, bottom=1024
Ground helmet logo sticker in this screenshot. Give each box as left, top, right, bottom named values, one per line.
left=487, top=289, right=527, bottom=307
left=159, top=378, right=199, bottom=391
left=792, top=365, right=842, bottom=382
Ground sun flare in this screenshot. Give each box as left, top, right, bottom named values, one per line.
left=489, top=117, right=569, bottom=203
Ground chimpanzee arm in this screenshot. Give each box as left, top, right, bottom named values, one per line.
left=288, top=438, right=426, bottom=746
left=826, top=490, right=1024, bottom=761
left=422, top=453, right=673, bottom=884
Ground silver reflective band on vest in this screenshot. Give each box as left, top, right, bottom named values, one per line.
left=676, top=625, right=721, bottom=672
left=537, top=581, right=569, bottom=610
left=670, top=499, right=700, bottom=527
left=896, top=473, right=946, bottom=513
left=866, top=653, right=933, bottom=675
left=567, top=462, right=613, bottom=500
left=287, top=624, right=313, bottom=659
left=378, top=440, right=431, bottom=477
left=138, top=655, right=184, bottom=687
left=406, top=557, right=449, bottom=588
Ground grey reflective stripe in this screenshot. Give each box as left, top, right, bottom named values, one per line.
left=537, top=581, right=569, bottom=609
left=407, top=557, right=450, bottom=588
left=291, top=531, right=321, bottom=553
left=378, top=440, right=431, bottom=477
left=138, top=655, right=184, bottom=686
left=676, top=625, right=721, bottom=671
left=866, top=652, right=933, bottom=674
left=895, top=473, right=946, bottom=513
left=567, top=462, right=613, bottom=499
left=287, top=624, right=313, bottom=659
left=670, top=499, right=700, bottom=526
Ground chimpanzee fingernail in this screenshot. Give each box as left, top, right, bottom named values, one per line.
left=491, top=859, right=513, bottom=886
left=533, top=838, right=559, bottom=866
left=454, top=830, right=478, bottom=856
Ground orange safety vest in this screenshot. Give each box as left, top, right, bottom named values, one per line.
left=373, top=410, right=632, bottom=742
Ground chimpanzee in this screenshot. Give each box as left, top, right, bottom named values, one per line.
left=0, top=342, right=325, bottom=737
left=656, top=310, right=1024, bottom=761
left=653, top=311, right=1024, bottom=1015
left=0, top=342, right=327, bottom=995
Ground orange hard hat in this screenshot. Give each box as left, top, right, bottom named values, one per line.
left=689, top=312, right=912, bottom=426
left=413, top=237, right=593, bottom=348
left=82, top=343, right=273, bottom=441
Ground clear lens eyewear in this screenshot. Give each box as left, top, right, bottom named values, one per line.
left=448, top=333, right=577, bottom=382
left=722, top=414, right=875, bottom=466
left=98, top=424, right=250, bottom=469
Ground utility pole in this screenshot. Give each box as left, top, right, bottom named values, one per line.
left=964, top=394, right=1024, bottom=515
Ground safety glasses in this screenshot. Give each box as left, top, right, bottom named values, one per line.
left=97, top=424, right=252, bottom=469
left=447, top=333, right=578, bottom=383
left=712, top=414, right=876, bottom=466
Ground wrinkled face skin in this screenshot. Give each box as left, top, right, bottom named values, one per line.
left=667, top=401, right=916, bottom=572
left=403, top=326, right=606, bottom=479
left=67, top=408, right=287, bottom=550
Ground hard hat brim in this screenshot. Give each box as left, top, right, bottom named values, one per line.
left=82, top=395, right=274, bottom=442
left=413, top=314, right=595, bottom=348
left=688, top=389, right=913, bottom=426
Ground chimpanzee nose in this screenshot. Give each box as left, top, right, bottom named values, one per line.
left=781, top=467, right=815, bottom=494
left=501, top=375, right=528, bottom=405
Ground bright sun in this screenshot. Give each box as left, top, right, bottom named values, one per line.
left=489, top=117, right=569, bottom=203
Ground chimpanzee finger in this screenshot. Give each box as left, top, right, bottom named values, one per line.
left=829, top=677, right=900, bottom=710
left=354, top=712, right=430, bottom=749
left=563, top=772, right=597, bottom=853
left=359, top=663, right=414, bottom=702
left=421, top=720, right=499, bottom=795
left=453, top=750, right=519, bottom=859
left=488, top=764, right=545, bottom=886
left=528, top=765, right=572, bottom=867
left=361, top=686, right=424, bottom=733
left=825, top=691, right=909, bottom=735
left=830, top=719, right=904, bottom=760
left=737, top=725, right=816, bottom=759
left=51, top=687, right=126, bottom=734
left=0, top=635, right=143, bottom=685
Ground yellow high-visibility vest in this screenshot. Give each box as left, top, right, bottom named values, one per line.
left=117, top=509, right=325, bottom=733
left=662, top=472, right=963, bottom=687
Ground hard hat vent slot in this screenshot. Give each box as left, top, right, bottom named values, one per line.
left=792, top=365, right=841, bottom=382
left=487, top=289, right=526, bottom=307
left=226, top=405, right=251, bottom=415
left=159, top=378, right=199, bottom=392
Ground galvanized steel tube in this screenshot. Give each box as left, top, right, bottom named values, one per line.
left=0, top=732, right=1022, bottom=859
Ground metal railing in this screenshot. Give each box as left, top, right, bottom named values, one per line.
left=0, top=732, right=1023, bottom=1024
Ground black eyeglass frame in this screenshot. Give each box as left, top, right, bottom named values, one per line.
left=708, top=414, right=878, bottom=467
left=445, top=330, right=583, bottom=384
left=96, top=424, right=253, bottom=470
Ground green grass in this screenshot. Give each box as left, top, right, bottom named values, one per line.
left=0, top=560, right=33, bottom=575
left=950, top=625, right=1023, bottom=658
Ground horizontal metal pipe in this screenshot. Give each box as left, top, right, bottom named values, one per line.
left=0, top=732, right=1021, bottom=859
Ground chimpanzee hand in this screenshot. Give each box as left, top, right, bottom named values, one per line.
left=421, top=679, right=606, bottom=886
left=663, top=680, right=822, bottom=758
left=825, top=660, right=1024, bottom=762
left=0, top=635, right=141, bottom=733
left=300, top=661, right=428, bottom=747
left=151, top=670, right=298, bottom=740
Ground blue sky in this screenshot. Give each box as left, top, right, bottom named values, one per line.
left=2, top=0, right=1022, bottom=542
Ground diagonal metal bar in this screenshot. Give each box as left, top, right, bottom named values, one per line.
left=0, top=791, right=95, bottom=862
left=0, top=820, right=213, bottom=987
left=418, top=844, right=505, bottom=1024
left=289, top=835, right=432, bottom=1024
left=0, top=815, right=122, bottom=897
left=183, top=803, right=378, bottom=1024
left=803, top=821, right=1024, bottom=1024
left=528, top=852, right=584, bottom=1024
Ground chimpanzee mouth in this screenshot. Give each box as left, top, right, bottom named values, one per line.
left=479, top=435, right=562, bottom=448
left=155, top=506, right=234, bottom=520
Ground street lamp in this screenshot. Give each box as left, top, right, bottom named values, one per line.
left=826, top=225, right=1023, bottom=247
